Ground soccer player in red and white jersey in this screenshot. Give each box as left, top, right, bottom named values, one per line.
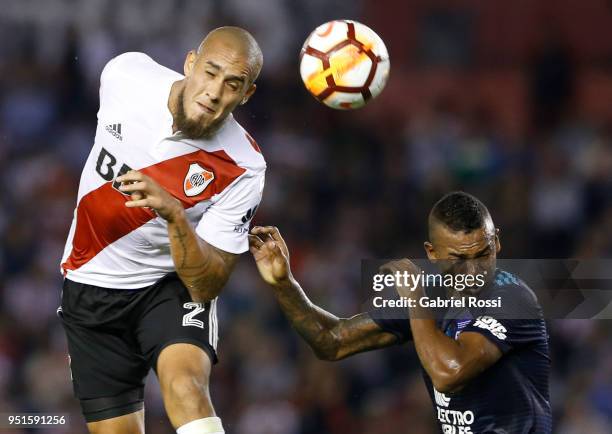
left=58, top=27, right=264, bottom=434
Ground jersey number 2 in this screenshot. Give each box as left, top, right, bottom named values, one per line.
left=182, top=302, right=206, bottom=328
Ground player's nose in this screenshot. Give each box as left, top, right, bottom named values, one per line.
left=464, top=260, right=478, bottom=277
left=206, top=91, right=220, bottom=104
left=452, top=259, right=476, bottom=276
left=205, top=82, right=223, bottom=104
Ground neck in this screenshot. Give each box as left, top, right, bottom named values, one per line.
left=168, top=79, right=184, bottom=133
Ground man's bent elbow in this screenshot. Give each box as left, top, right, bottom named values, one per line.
left=310, top=333, right=341, bottom=362
left=182, top=276, right=226, bottom=302
left=431, top=369, right=469, bottom=394
left=313, top=346, right=340, bottom=361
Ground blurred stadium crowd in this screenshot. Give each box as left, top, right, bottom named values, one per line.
left=0, top=0, right=611, bottom=433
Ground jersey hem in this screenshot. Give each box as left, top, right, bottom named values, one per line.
left=64, top=271, right=168, bottom=290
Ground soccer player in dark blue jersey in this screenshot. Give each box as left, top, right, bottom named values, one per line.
left=249, top=192, right=552, bottom=434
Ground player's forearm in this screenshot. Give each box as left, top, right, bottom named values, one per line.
left=167, top=210, right=227, bottom=302
left=407, top=288, right=467, bottom=393
left=409, top=317, right=468, bottom=392
left=272, top=278, right=343, bottom=360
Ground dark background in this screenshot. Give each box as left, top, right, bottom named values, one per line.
left=0, top=0, right=610, bottom=433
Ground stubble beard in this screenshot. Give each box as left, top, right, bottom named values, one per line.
left=174, top=88, right=221, bottom=139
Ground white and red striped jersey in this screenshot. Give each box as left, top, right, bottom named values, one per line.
left=61, top=52, right=266, bottom=289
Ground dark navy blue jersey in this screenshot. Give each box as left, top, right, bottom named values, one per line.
left=368, top=269, right=552, bottom=434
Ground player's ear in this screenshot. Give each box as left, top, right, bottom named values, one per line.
left=495, top=228, right=501, bottom=254
left=424, top=241, right=437, bottom=260
left=184, top=50, right=197, bottom=77
left=240, top=83, right=257, bottom=105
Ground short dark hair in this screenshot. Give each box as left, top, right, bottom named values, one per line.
left=429, top=191, right=490, bottom=233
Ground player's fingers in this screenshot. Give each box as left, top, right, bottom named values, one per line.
left=116, top=170, right=144, bottom=183
left=398, top=259, right=417, bottom=270
left=119, top=181, right=147, bottom=192
left=252, top=226, right=289, bottom=255
left=391, top=259, right=418, bottom=272
left=129, top=192, right=144, bottom=204
left=248, top=234, right=264, bottom=249
left=257, top=226, right=286, bottom=247
left=125, top=198, right=150, bottom=208
left=265, top=240, right=278, bottom=253
left=379, top=261, right=397, bottom=274
left=379, top=259, right=418, bottom=275
left=251, top=226, right=276, bottom=236
left=266, top=240, right=286, bottom=259
left=269, top=226, right=285, bottom=244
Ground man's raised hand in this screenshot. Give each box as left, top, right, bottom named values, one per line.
left=116, top=170, right=183, bottom=222
left=379, top=259, right=423, bottom=299
left=249, top=226, right=292, bottom=287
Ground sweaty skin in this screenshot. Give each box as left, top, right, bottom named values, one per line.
left=405, top=218, right=502, bottom=392
left=382, top=258, right=502, bottom=394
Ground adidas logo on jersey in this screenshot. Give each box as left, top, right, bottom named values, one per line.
left=105, top=123, right=123, bottom=141
left=241, top=205, right=258, bottom=223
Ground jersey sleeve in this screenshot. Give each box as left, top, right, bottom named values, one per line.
left=461, top=284, right=546, bottom=354
left=368, top=306, right=412, bottom=343
left=366, top=283, right=449, bottom=343
left=98, top=52, right=151, bottom=119
left=367, top=284, right=413, bottom=342
left=195, top=170, right=264, bottom=254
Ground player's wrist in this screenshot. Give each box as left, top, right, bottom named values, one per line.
left=272, top=274, right=298, bottom=291
left=165, top=201, right=186, bottom=223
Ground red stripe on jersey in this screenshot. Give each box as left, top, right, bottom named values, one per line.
left=244, top=132, right=261, bottom=153
left=62, top=149, right=245, bottom=273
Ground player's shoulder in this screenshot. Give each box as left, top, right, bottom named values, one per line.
left=101, top=52, right=152, bottom=81
left=216, top=116, right=266, bottom=174
left=98, top=52, right=182, bottom=121
left=489, top=269, right=542, bottom=316
left=492, top=269, right=530, bottom=292
left=100, top=52, right=181, bottom=95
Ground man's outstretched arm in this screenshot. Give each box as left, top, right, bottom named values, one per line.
left=117, top=170, right=238, bottom=302
left=249, top=226, right=400, bottom=361
left=268, top=278, right=399, bottom=361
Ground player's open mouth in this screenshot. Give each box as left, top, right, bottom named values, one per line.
left=196, top=102, right=216, bottom=115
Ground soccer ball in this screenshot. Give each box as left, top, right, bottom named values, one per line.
left=299, top=20, right=390, bottom=109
